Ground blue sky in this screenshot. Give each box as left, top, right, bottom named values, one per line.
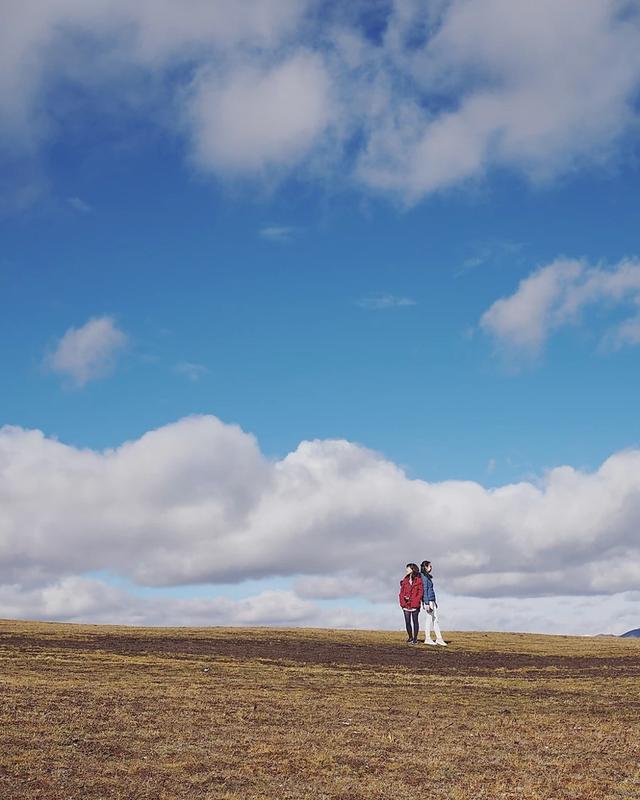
left=1, top=0, right=640, bottom=634
left=4, top=141, right=640, bottom=484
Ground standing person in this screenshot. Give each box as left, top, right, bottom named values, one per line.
left=399, top=563, right=423, bottom=644
left=420, top=560, right=447, bottom=646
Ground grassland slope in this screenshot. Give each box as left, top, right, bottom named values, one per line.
left=1, top=621, right=639, bottom=800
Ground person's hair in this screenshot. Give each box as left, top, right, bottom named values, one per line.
left=420, top=560, right=431, bottom=576
left=406, top=563, right=420, bottom=578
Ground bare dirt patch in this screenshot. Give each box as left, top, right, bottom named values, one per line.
left=3, top=628, right=639, bottom=678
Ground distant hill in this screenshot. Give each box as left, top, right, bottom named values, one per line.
left=621, top=628, right=640, bottom=638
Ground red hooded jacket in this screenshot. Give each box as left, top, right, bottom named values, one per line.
left=399, top=575, right=423, bottom=609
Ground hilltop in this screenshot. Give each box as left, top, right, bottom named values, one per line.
left=1, top=620, right=639, bottom=800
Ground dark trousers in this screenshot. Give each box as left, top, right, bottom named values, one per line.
left=403, top=608, right=420, bottom=641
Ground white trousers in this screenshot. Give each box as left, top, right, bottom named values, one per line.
left=423, top=605, right=443, bottom=641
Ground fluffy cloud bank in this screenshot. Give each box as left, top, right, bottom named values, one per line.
left=1, top=1, right=640, bottom=200
left=1, top=576, right=638, bottom=635
left=1, top=415, right=639, bottom=634
left=481, top=258, right=640, bottom=355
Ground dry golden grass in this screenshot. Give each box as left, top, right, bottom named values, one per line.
left=1, top=620, right=639, bottom=799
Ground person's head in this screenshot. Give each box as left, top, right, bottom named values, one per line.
left=405, top=563, right=420, bottom=578
left=420, top=560, right=432, bottom=575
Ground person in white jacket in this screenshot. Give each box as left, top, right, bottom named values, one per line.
left=420, top=560, right=447, bottom=646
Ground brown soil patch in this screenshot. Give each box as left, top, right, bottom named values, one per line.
left=2, top=629, right=638, bottom=678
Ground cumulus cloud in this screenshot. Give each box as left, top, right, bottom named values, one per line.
left=2, top=0, right=640, bottom=201
left=187, top=51, right=332, bottom=174
left=480, top=257, right=640, bottom=355
left=47, top=315, right=128, bottom=386
left=0, top=578, right=323, bottom=628
left=1, top=415, right=640, bottom=605
left=356, top=0, right=640, bottom=199
left=2, top=576, right=638, bottom=635
left=1, top=415, right=639, bottom=633
left=0, top=0, right=304, bottom=147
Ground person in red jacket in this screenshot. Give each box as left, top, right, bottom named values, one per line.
left=399, top=563, right=423, bottom=644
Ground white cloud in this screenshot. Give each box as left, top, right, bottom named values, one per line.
left=480, top=257, right=640, bottom=355
left=47, top=315, right=128, bottom=386
left=1, top=415, right=640, bottom=607
left=356, top=0, right=640, bottom=200
left=1, top=573, right=639, bottom=637
left=609, top=315, right=640, bottom=348
left=66, top=196, right=91, bottom=213
left=0, top=578, right=323, bottom=627
left=1, top=415, right=639, bottom=633
left=174, top=361, right=209, bottom=382
left=259, top=225, right=296, bottom=243
left=186, top=50, right=332, bottom=174
left=0, top=0, right=305, bottom=147
left=2, top=1, right=640, bottom=202
left=120, top=0, right=304, bottom=62
left=457, top=240, right=524, bottom=275
left=357, top=293, right=417, bottom=310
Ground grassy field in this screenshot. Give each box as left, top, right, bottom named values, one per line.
left=1, top=620, right=639, bottom=800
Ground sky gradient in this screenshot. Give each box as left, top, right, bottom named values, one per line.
left=1, top=0, right=640, bottom=635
